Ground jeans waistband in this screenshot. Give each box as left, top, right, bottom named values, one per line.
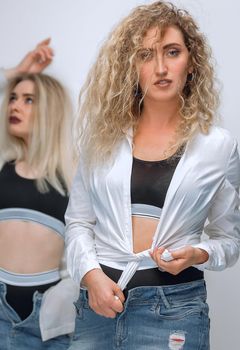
left=81, top=279, right=207, bottom=306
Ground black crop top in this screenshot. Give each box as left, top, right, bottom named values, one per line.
left=0, top=162, right=68, bottom=224
left=131, top=155, right=181, bottom=215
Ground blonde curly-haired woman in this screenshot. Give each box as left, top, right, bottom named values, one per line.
left=66, top=2, right=240, bottom=349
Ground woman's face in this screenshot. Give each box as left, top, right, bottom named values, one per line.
left=7, top=79, right=35, bottom=143
left=137, top=25, right=192, bottom=105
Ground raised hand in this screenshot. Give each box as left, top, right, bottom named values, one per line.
left=5, top=38, right=54, bottom=79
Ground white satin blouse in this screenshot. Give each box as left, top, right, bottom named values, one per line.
left=65, top=126, right=240, bottom=289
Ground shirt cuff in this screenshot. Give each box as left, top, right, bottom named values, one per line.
left=75, top=260, right=102, bottom=286
left=191, top=242, right=212, bottom=271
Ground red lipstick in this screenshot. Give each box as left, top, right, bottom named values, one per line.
left=9, top=116, right=21, bottom=124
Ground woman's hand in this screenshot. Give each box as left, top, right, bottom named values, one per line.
left=150, top=246, right=209, bottom=275
left=82, top=268, right=125, bottom=318
left=4, top=38, right=54, bottom=79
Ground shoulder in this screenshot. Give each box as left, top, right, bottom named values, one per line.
left=208, top=125, right=235, bottom=142
left=187, top=126, right=239, bottom=174
left=193, top=125, right=237, bottom=151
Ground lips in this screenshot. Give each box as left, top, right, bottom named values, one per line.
left=154, top=79, right=172, bottom=86
left=9, top=116, right=21, bottom=124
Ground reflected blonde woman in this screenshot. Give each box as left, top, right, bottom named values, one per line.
left=0, top=73, right=78, bottom=350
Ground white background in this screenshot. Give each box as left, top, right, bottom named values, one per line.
left=0, top=1, right=239, bottom=348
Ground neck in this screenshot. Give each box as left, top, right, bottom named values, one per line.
left=140, top=99, right=180, bottom=131
left=15, top=158, right=38, bottom=179
left=21, top=142, right=29, bottom=162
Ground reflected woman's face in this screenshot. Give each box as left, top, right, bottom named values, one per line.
left=137, top=25, right=192, bottom=105
left=7, top=80, right=35, bottom=144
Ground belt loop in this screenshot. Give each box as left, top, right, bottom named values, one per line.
left=0, top=281, right=6, bottom=294
left=33, top=290, right=43, bottom=305
left=158, top=287, right=171, bottom=309
left=80, top=288, right=88, bottom=302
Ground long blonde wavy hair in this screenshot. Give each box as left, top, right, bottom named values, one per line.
left=0, top=73, right=75, bottom=194
left=76, top=1, right=219, bottom=165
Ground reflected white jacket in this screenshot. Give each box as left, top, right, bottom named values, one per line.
left=65, top=126, right=240, bottom=289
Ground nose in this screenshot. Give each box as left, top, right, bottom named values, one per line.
left=155, top=55, right=167, bottom=77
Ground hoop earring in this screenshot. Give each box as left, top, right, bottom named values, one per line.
left=187, top=72, right=194, bottom=82
left=134, top=84, right=142, bottom=97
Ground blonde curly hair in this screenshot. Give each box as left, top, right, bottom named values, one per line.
left=76, top=1, right=219, bottom=165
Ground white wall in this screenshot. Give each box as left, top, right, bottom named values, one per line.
left=1, top=1, right=239, bottom=349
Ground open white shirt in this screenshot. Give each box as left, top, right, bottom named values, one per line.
left=65, top=126, right=240, bottom=290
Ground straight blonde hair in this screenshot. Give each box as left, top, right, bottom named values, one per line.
left=0, top=73, right=75, bottom=195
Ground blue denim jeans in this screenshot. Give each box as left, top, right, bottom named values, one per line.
left=70, top=279, right=209, bottom=350
left=0, top=282, right=71, bottom=350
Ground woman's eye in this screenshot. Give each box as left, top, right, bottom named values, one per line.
left=9, top=95, right=16, bottom=103
left=167, top=49, right=180, bottom=57
left=25, top=97, right=34, bottom=104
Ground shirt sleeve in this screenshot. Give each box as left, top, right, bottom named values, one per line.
left=65, top=161, right=101, bottom=286
left=193, top=139, right=240, bottom=271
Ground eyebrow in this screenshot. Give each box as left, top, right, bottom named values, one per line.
left=142, top=43, right=183, bottom=50
left=10, top=92, right=35, bottom=98
left=162, top=43, right=182, bottom=49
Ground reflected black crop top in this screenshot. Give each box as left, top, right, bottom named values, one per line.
left=0, top=162, right=69, bottom=236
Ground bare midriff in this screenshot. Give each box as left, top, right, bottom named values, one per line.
left=132, top=216, right=159, bottom=253
left=0, top=220, right=64, bottom=273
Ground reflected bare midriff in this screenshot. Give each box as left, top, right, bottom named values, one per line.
left=0, top=220, right=64, bottom=274
left=132, top=216, right=159, bottom=253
